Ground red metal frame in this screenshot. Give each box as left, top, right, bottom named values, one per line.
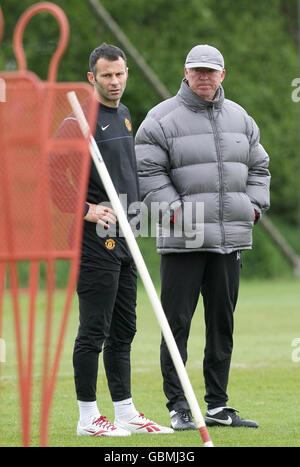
left=0, top=3, right=97, bottom=447
left=13, top=2, right=70, bottom=82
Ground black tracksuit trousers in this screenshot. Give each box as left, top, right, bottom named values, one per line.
left=73, top=239, right=137, bottom=403
left=160, top=251, right=241, bottom=411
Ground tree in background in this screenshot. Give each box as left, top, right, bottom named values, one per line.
left=1, top=0, right=299, bottom=278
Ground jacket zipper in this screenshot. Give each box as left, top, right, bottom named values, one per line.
left=208, top=106, right=225, bottom=246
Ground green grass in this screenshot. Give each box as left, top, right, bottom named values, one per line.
left=0, top=279, right=300, bottom=447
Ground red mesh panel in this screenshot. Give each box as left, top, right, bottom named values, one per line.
left=0, top=72, right=97, bottom=262
left=0, top=2, right=99, bottom=447
left=0, top=71, right=97, bottom=446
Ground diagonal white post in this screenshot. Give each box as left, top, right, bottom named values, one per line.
left=67, top=91, right=213, bottom=447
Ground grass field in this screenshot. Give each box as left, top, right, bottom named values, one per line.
left=0, top=278, right=299, bottom=448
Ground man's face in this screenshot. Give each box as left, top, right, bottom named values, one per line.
left=184, top=67, right=226, bottom=101
left=87, top=56, right=128, bottom=107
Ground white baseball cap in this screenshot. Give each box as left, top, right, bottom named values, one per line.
left=185, top=44, right=225, bottom=71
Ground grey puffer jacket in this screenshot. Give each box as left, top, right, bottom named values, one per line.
left=135, top=79, right=270, bottom=254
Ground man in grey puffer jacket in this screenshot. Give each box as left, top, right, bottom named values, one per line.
left=135, top=45, right=270, bottom=430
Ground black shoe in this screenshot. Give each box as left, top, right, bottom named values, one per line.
left=170, top=409, right=197, bottom=431
left=205, top=407, right=258, bottom=428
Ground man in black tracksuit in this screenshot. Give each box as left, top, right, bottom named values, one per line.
left=74, top=92, right=139, bottom=423
left=72, top=44, right=173, bottom=437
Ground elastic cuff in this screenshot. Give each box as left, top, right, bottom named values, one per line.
left=84, top=203, right=90, bottom=216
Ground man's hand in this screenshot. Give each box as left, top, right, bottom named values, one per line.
left=84, top=203, right=117, bottom=228
left=254, top=209, right=260, bottom=224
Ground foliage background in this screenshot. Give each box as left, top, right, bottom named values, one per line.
left=0, top=0, right=299, bottom=279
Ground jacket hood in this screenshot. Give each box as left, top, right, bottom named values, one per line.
left=177, top=78, right=224, bottom=111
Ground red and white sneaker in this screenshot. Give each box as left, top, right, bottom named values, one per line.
left=114, top=412, right=174, bottom=434
left=77, top=415, right=130, bottom=437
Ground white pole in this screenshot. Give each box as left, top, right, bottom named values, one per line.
left=67, top=91, right=213, bottom=447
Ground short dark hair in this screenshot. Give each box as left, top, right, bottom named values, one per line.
left=89, top=43, right=127, bottom=75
